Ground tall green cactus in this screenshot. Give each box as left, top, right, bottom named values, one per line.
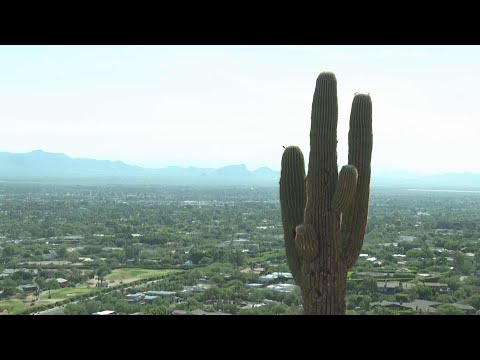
left=280, top=72, right=373, bottom=315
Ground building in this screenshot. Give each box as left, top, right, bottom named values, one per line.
left=259, top=272, right=294, bottom=284
left=144, top=295, right=158, bottom=302
left=16, top=284, right=39, bottom=292
left=258, top=274, right=276, bottom=283
left=145, top=291, right=176, bottom=297
left=266, top=283, right=297, bottom=293
left=377, top=281, right=416, bottom=294
left=172, top=309, right=231, bottom=315
left=126, top=293, right=145, bottom=303
left=270, top=272, right=293, bottom=281
left=371, top=300, right=476, bottom=314
left=420, top=282, right=450, bottom=292
left=56, top=278, right=68, bottom=288
left=356, top=272, right=390, bottom=278
left=451, top=303, right=476, bottom=315
left=245, top=283, right=264, bottom=289
left=93, top=310, right=115, bottom=315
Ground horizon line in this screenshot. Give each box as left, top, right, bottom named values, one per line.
left=2, top=149, right=480, bottom=176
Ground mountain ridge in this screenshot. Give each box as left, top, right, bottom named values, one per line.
left=1, top=150, right=480, bottom=188
left=0, top=150, right=278, bottom=185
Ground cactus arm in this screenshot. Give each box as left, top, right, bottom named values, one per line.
left=331, top=165, right=358, bottom=213
left=304, top=72, right=338, bottom=229
left=295, top=224, right=318, bottom=262
left=340, top=94, right=373, bottom=269
left=279, top=146, right=306, bottom=282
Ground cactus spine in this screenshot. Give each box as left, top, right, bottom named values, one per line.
left=280, top=72, right=372, bottom=315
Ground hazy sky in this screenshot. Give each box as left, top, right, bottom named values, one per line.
left=0, top=45, right=479, bottom=174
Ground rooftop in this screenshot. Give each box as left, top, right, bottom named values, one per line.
left=93, top=310, right=115, bottom=315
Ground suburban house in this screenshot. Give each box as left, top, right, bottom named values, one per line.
left=172, top=309, right=231, bottom=315
left=370, top=300, right=412, bottom=311
left=1, top=269, right=18, bottom=278
left=370, top=300, right=476, bottom=314
left=259, top=272, right=294, bottom=284
left=270, top=272, right=294, bottom=281
left=356, top=272, right=390, bottom=278
left=377, top=281, right=416, bottom=294
left=181, top=284, right=211, bottom=293
left=145, top=291, right=176, bottom=297
left=238, top=301, right=267, bottom=309
left=371, top=300, right=439, bottom=312
left=56, top=278, right=68, bottom=288
left=266, top=283, right=297, bottom=293
left=144, top=295, right=158, bottom=303
left=92, top=310, right=115, bottom=315
left=258, top=274, right=276, bottom=283
left=126, top=293, right=145, bottom=303
left=245, top=283, right=264, bottom=289
left=451, top=303, right=476, bottom=315
left=419, top=282, right=450, bottom=292
left=16, top=284, right=39, bottom=292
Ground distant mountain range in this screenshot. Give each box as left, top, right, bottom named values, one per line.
left=0, top=150, right=479, bottom=188
left=0, top=150, right=279, bottom=185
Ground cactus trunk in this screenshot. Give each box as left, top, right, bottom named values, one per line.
left=280, top=72, right=373, bottom=315
left=301, top=263, right=347, bottom=315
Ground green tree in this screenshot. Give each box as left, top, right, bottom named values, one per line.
left=145, top=305, right=168, bottom=315
left=467, top=294, right=480, bottom=310
left=67, top=251, right=80, bottom=263
left=199, top=257, right=214, bottom=266
left=85, top=300, right=102, bottom=315
left=371, top=306, right=393, bottom=315
left=96, top=265, right=111, bottom=288
left=357, top=295, right=372, bottom=310
left=46, top=227, right=56, bottom=238
left=227, top=251, right=246, bottom=267
left=359, top=278, right=378, bottom=294
left=1, top=244, right=15, bottom=262
left=64, top=303, right=87, bottom=315
left=125, top=244, right=140, bottom=262
left=395, top=293, right=410, bottom=303
left=436, top=304, right=465, bottom=315
left=186, top=297, right=202, bottom=311
left=34, top=276, right=47, bottom=291
left=56, top=246, right=68, bottom=259
left=406, top=248, right=424, bottom=258
left=114, top=300, right=131, bottom=314
left=222, top=303, right=239, bottom=315
left=436, top=294, right=455, bottom=303
left=414, top=285, right=434, bottom=300
left=270, top=304, right=288, bottom=315
left=46, top=279, right=59, bottom=299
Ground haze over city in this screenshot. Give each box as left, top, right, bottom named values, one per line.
left=0, top=45, right=479, bottom=174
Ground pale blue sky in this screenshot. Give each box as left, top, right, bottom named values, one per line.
left=0, top=45, right=479, bottom=174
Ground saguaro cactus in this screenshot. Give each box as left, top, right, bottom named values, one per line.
left=280, top=72, right=372, bottom=315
